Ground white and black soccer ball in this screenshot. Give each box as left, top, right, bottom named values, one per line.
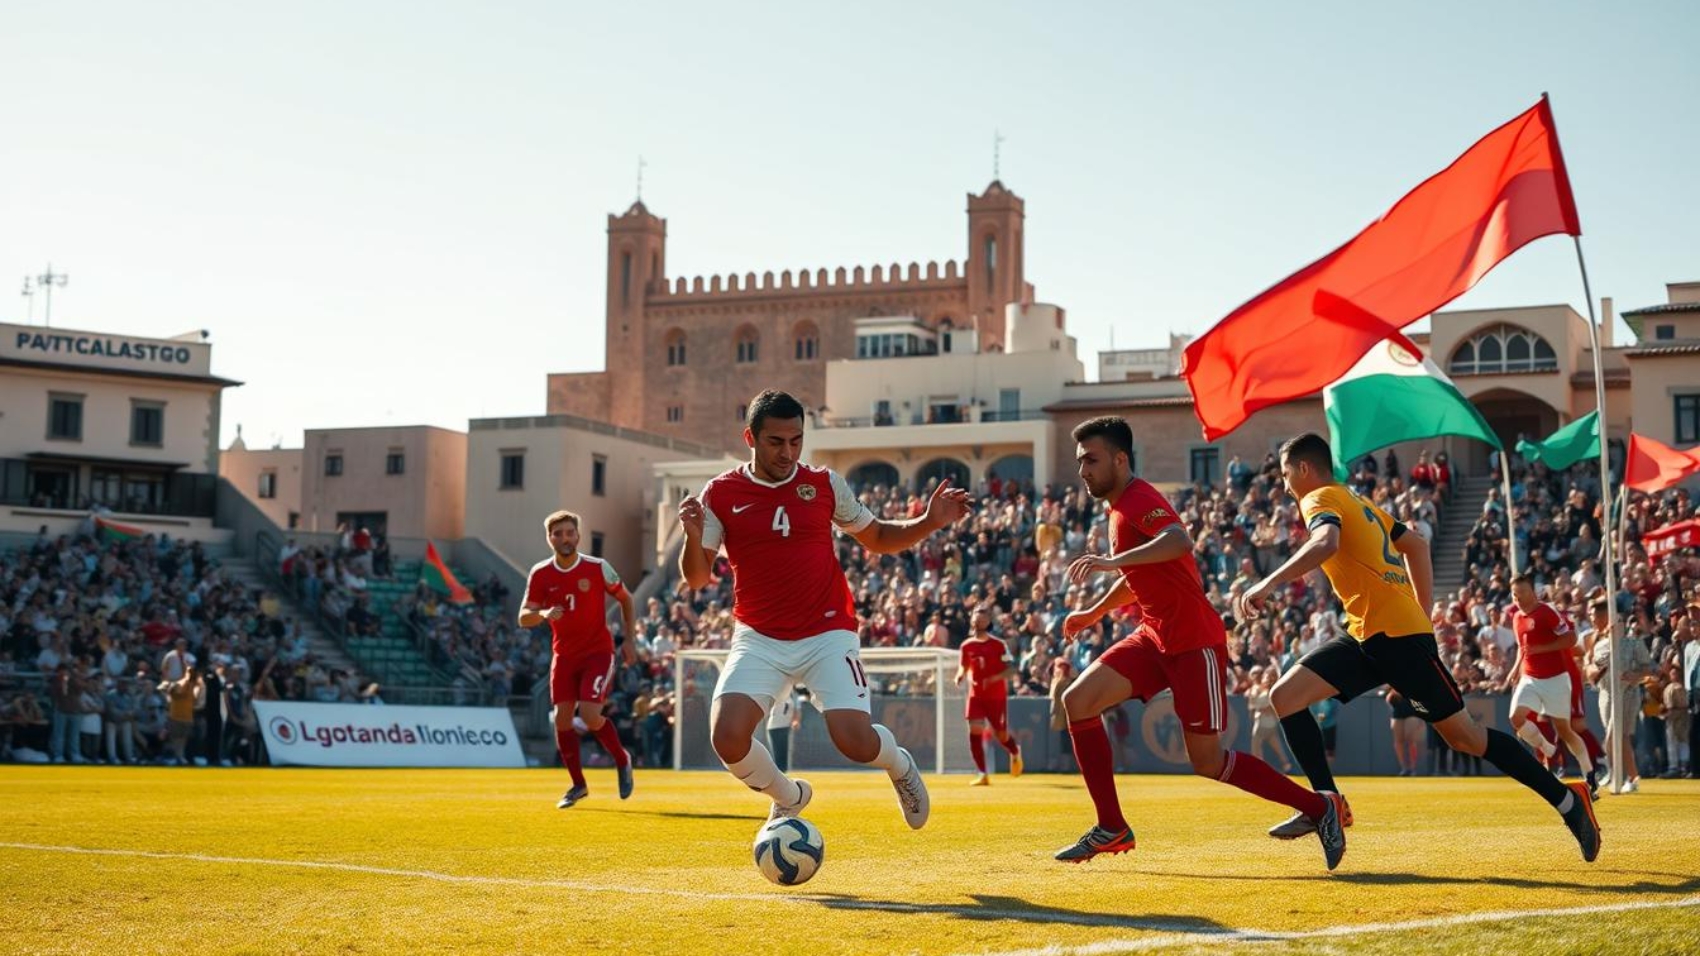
left=752, top=817, right=824, bottom=886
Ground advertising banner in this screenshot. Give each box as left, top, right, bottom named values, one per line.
left=255, top=701, right=525, bottom=768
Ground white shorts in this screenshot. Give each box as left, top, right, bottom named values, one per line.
left=714, top=625, right=869, bottom=714
left=1511, top=673, right=1573, bottom=718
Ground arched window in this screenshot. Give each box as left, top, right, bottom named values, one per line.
left=847, top=461, right=899, bottom=490
left=792, top=320, right=819, bottom=361
left=938, top=317, right=955, bottom=354
left=916, top=458, right=971, bottom=491
left=665, top=328, right=686, bottom=367
left=735, top=325, right=759, bottom=364
left=1448, top=324, right=1559, bottom=376
left=983, top=233, right=998, bottom=292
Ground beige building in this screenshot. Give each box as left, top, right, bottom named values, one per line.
left=291, top=426, right=469, bottom=540
left=0, top=321, right=237, bottom=536
left=219, top=433, right=304, bottom=530
left=1622, top=281, right=1700, bottom=448
left=464, top=413, right=724, bottom=583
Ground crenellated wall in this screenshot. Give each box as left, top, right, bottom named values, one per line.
left=651, top=260, right=966, bottom=301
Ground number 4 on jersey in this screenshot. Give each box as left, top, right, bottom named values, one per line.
left=772, top=506, right=791, bottom=538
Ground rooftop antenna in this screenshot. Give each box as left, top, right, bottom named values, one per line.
left=636, top=155, right=647, bottom=202
left=35, top=264, right=68, bottom=327
left=992, top=130, right=1005, bottom=180
left=20, top=277, right=34, bottom=323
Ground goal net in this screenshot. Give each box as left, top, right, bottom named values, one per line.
left=672, top=646, right=977, bottom=774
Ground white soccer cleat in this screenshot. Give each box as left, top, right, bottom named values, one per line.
left=890, top=748, right=930, bottom=830
left=768, top=778, right=813, bottom=823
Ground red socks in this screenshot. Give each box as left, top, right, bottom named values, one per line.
left=1219, top=751, right=1327, bottom=819
left=591, top=720, right=630, bottom=768
left=555, top=726, right=586, bottom=788
left=1069, top=718, right=1127, bottom=831
left=969, top=732, right=987, bottom=773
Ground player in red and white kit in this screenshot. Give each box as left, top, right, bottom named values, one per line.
left=677, top=389, right=969, bottom=830
left=954, top=603, right=1023, bottom=786
left=518, top=510, right=637, bottom=808
left=1053, top=417, right=1344, bottom=868
left=1503, top=572, right=1598, bottom=796
left=1534, top=636, right=1607, bottom=778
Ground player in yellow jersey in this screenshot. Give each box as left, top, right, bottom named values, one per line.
left=1236, top=433, right=1600, bottom=863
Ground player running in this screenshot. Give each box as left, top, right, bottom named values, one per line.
left=1237, top=433, right=1600, bottom=862
left=954, top=603, right=1024, bottom=786
left=1502, top=572, right=1598, bottom=796
left=518, top=510, right=638, bottom=808
left=1054, top=417, right=1345, bottom=869
left=677, top=389, right=969, bottom=830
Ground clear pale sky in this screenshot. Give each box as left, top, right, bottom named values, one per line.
left=3, top=1, right=1695, bottom=450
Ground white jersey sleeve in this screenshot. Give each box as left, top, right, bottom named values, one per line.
left=698, top=480, right=726, bottom=552
left=600, top=559, right=623, bottom=591
left=829, top=469, right=876, bottom=532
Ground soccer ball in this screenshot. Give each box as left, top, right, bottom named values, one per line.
left=752, top=817, right=824, bottom=886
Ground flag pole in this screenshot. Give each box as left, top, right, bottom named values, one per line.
left=1573, top=232, right=1623, bottom=793
left=1499, top=454, right=1520, bottom=577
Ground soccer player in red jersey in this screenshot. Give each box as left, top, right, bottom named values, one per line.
left=1503, top=572, right=1598, bottom=795
left=518, top=510, right=638, bottom=808
left=954, top=603, right=1023, bottom=785
left=677, top=389, right=970, bottom=830
left=1054, top=417, right=1344, bottom=868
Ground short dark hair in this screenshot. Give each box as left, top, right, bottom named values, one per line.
left=1511, top=571, right=1536, bottom=588
left=1071, top=416, right=1133, bottom=459
left=746, top=389, right=806, bottom=437
left=1279, top=433, right=1334, bottom=473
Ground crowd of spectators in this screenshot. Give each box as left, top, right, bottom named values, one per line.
left=1, top=523, right=374, bottom=767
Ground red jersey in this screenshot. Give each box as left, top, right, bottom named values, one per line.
left=523, top=553, right=625, bottom=660
left=700, top=463, right=873, bottom=641
left=1107, top=478, right=1225, bottom=654
left=1512, top=602, right=1574, bottom=679
left=959, top=635, right=1013, bottom=700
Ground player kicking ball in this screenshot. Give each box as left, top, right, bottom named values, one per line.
left=954, top=603, right=1023, bottom=786
left=518, top=510, right=638, bottom=808
left=1237, top=434, right=1600, bottom=863
left=677, top=389, right=969, bottom=830
left=1502, top=572, right=1599, bottom=797
left=1054, top=417, right=1345, bottom=870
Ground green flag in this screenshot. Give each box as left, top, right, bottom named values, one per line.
left=1515, top=411, right=1599, bottom=470
left=1324, top=336, right=1502, bottom=478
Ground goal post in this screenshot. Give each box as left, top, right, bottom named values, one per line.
left=673, top=646, right=974, bottom=775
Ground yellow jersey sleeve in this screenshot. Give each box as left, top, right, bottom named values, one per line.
left=1300, top=485, right=1431, bottom=641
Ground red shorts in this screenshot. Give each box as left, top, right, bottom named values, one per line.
left=551, top=652, right=616, bottom=705
left=1097, top=629, right=1228, bottom=734
left=965, top=695, right=1009, bottom=731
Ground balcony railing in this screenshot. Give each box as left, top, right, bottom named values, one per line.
left=820, top=408, right=1050, bottom=428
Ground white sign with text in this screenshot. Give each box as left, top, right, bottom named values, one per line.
left=254, top=701, right=525, bottom=768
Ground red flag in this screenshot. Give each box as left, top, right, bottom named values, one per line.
left=1625, top=433, right=1700, bottom=493
left=421, top=541, right=474, bottom=605
left=1183, top=98, right=1581, bottom=440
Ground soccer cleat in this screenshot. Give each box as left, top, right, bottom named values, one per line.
left=1053, top=825, right=1137, bottom=863
left=1585, top=769, right=1600, bottom=800
left=1316, top=791, right=1347, bottom=871
left=890, top=747, right=930, bottom=829
left=767, top=778, right=813, bottom=823
left=1009, top=749, right=1024, bottom=778
left=1622, top=777, right=1640, bottom=794
left=1268, top=793, right=1352, bottom=839
left=556, top=784, right=589, bottom=809
left=617, top=761, right=634, bottom=800
left=1561, top=781, right=1601, bottom=863
left=969, top=773, right=990, bottom=787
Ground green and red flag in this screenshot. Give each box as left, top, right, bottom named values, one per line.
left=94, top=515, right=147, bottom=544
left=421, top=541, right=474, bottom=605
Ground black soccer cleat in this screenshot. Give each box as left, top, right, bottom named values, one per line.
left=617, top=762, right=634, bottom=800
left=556, top=784, right=589, bottom=809
left=1053, top=825, right=1136, bottom=863
left=1316, top=791, right=1347, bottom=872
left=1561, top=781, right=1601, bottom=863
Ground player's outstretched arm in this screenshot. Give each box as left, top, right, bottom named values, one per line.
left=850, top=480, right=970, bottom=555
left=1063, top=577, right=1136, bottom=639
left=1236, top=523, right=1340, bottom=620
left=1067, top=525, right=1192, bottom=583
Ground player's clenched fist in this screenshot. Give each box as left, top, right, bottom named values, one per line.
left=677, top=494, right=706, bottom=539
left=1061, top=610, right=1097, bottom=641
left=925, top=480, right=971, bottom=528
